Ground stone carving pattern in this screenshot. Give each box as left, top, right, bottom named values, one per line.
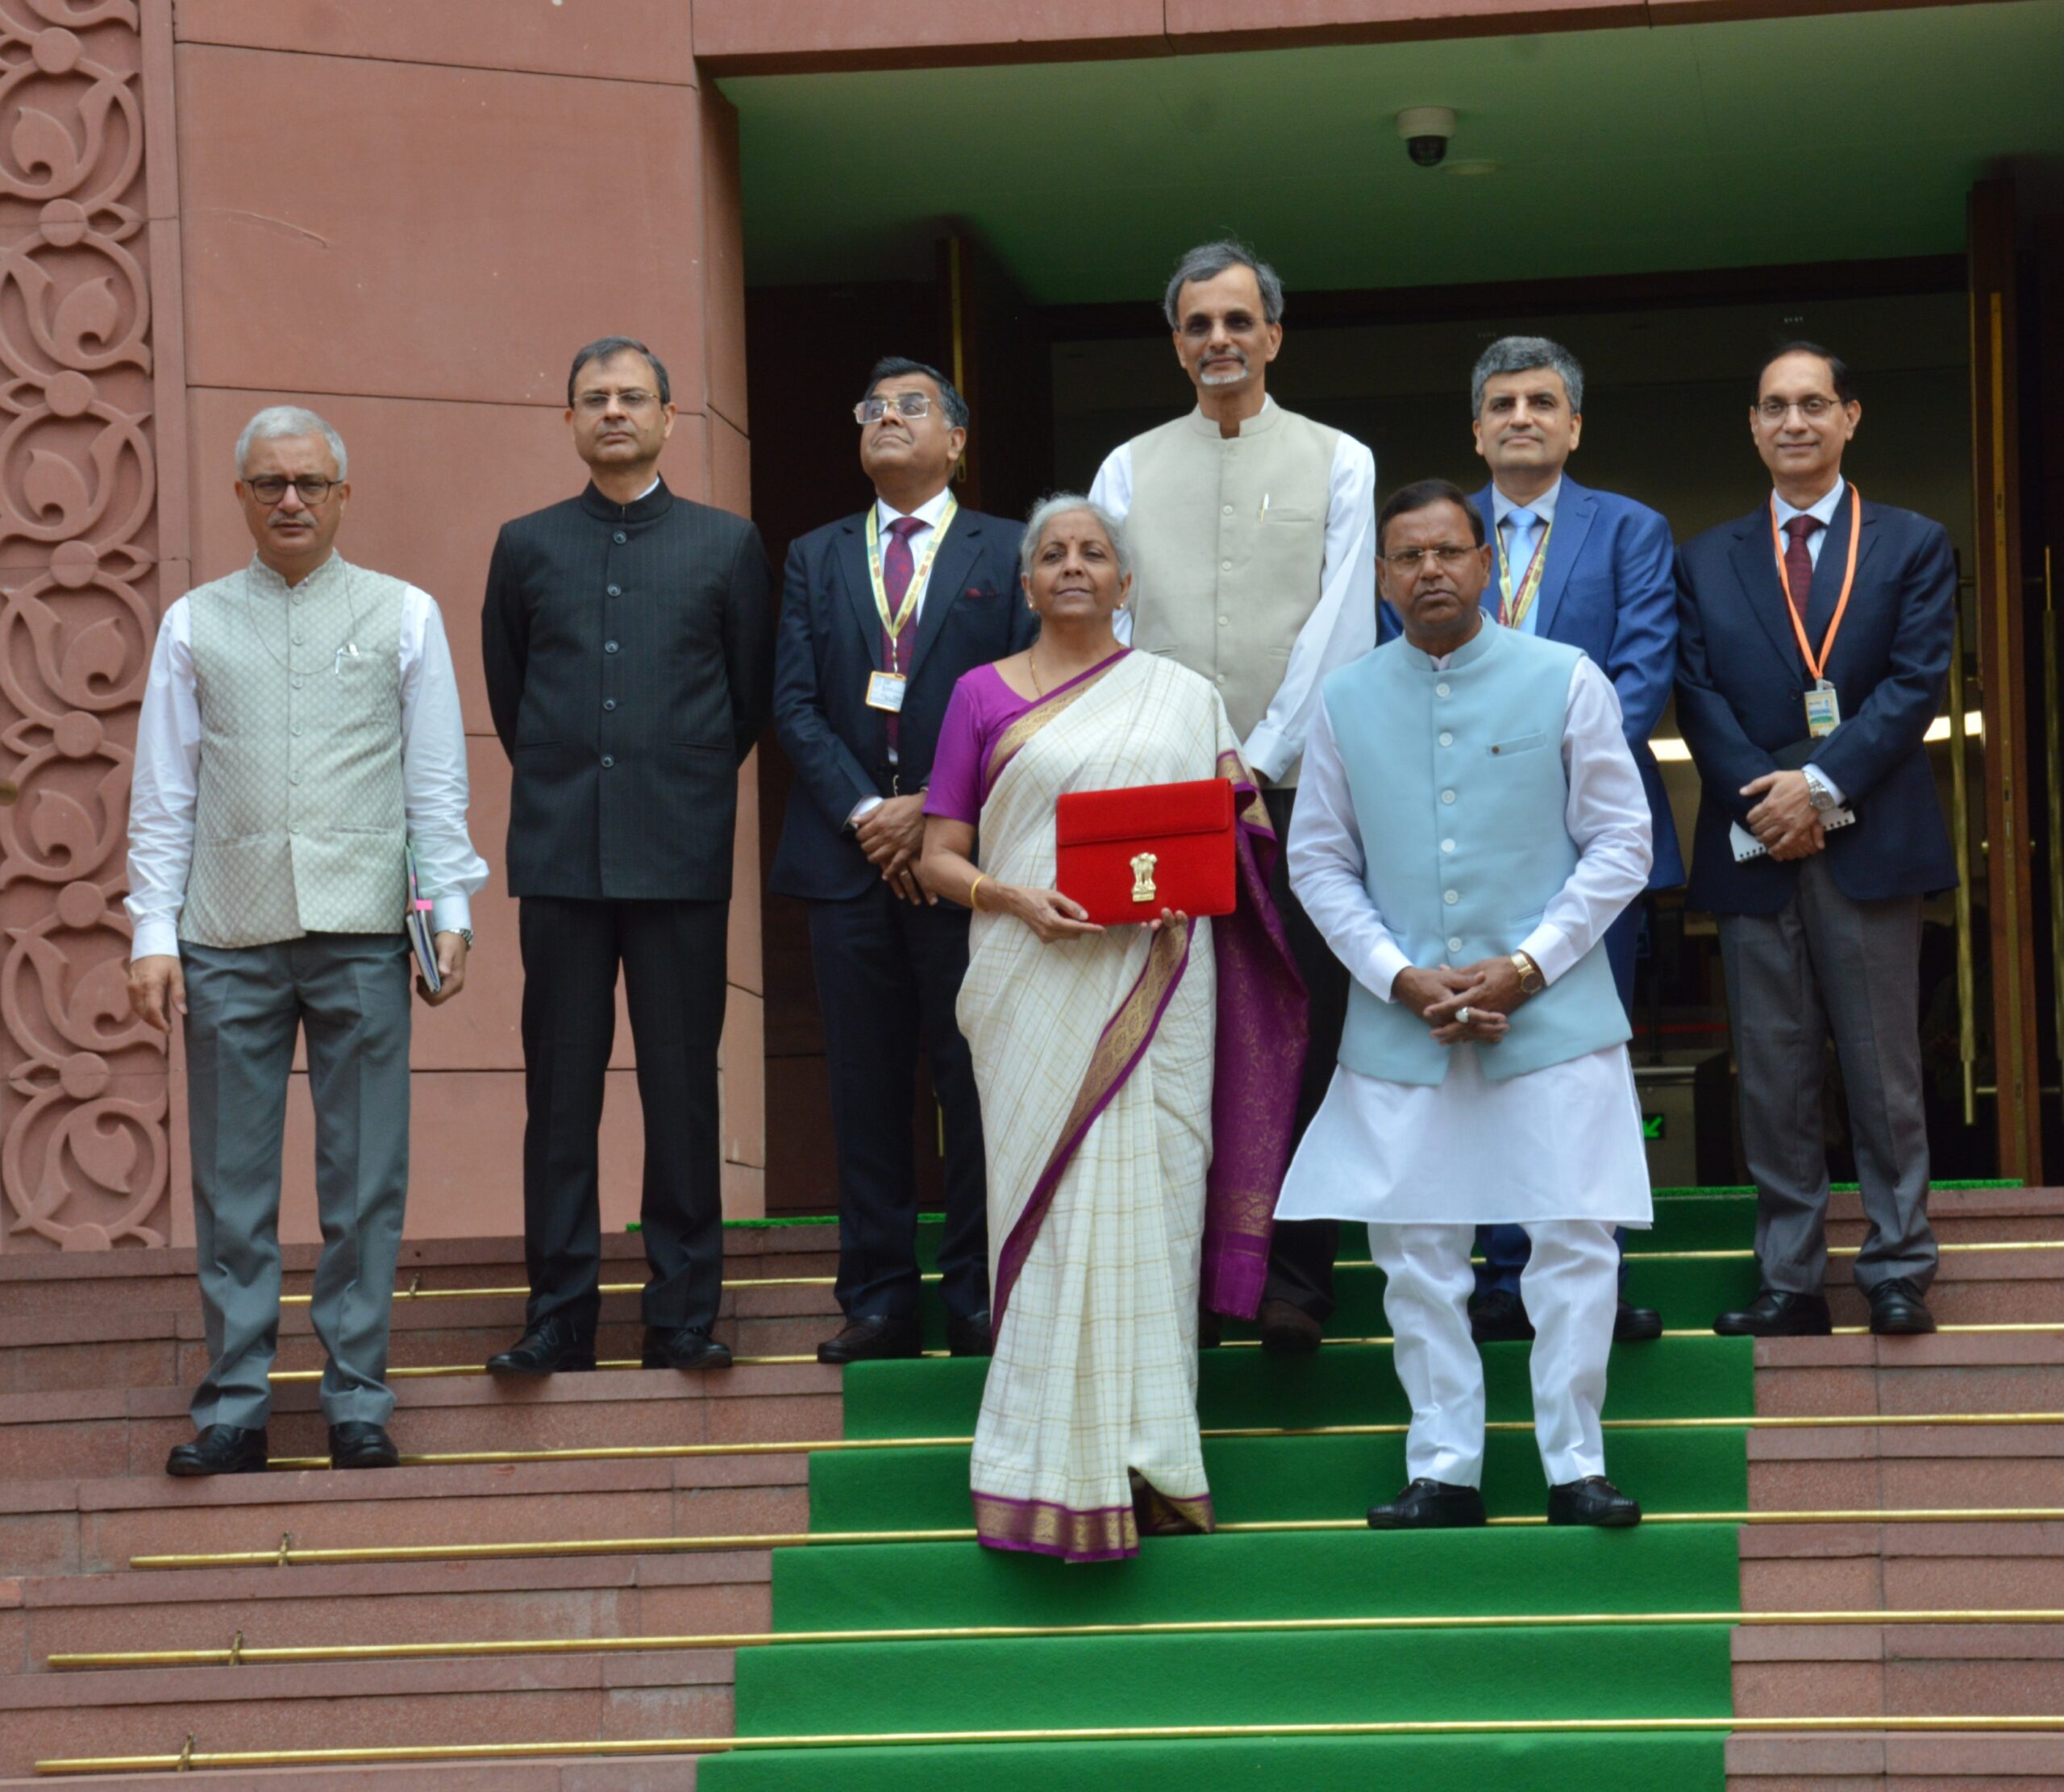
left=0, top=0, right=167, bottom=1249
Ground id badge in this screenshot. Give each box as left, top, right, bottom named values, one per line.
left=865, top=671, right=908, bottom=713
left=1804, top=680, right=1841, bottom=738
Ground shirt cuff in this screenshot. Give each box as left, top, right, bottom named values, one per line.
left=1517, top=923, right=1576, bottom=987
left=429, top=894, right=473, bottom=936
left=847, top=795, right=884, bottom=831
left=1366, top=938, right=1413, bottom=1002
left=131, top=918, right=181, bottom=962
left=1241, top=725, right=1288, bottom=785
left=1802, top=763, right=1846, bottom=809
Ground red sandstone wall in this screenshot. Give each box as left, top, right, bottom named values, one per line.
left=0, top=0, right=765, bottom=1251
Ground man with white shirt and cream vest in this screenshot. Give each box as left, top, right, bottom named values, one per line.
left=1089, top=239, right=1376, bottom=1352
left=125, top=405, right=486, bottom=1478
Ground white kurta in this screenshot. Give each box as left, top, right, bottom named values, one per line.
left=1274, top=654, right=1654, bottom=1229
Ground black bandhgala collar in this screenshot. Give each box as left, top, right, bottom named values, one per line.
left=577, top=476, right=674, bottom=527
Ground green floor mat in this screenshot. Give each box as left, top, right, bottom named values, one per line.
left=770, top=1524, right=1743, bottom=1632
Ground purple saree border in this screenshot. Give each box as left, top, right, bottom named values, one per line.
left=980, top=648, right=1130, bottom=803
left=972, top=1486, right=1218, bottom=1563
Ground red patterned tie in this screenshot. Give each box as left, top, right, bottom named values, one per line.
left=1783, top=513, right=1821, bottom=618
left=880, top=516, right=925, bottom=761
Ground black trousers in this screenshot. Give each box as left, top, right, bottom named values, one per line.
left=808, top=885, right=988, bottom=1321
left=518, top=896, right=729, bottom=1335
left=1261, top=785, right=1350, bottom=1320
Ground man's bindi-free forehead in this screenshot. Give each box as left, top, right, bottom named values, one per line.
left=1758, top=353, right=1840, bottom=404
left=241, top=434, right=339, bottom=481
left=573, top=349, right=660, bottom=399
left=1481, top=369, right=1570, bottom=410
left=869, top=372, right=943, bottom=408
left=1381, top=500, right=1475, bottom=554
left=1176, top=265, right=1267, bottom=328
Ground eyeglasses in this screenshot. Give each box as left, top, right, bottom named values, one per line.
left=854, top=393, right=933, bottom=425
left=244, top=475, right=339, bottom=505
left=575, top=390, right=659, bottom=413
left=1755, top=396, right=1844, bottom=422
left=1382, top=544, right=1479, bottom=570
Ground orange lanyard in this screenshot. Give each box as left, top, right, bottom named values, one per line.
left=1767, top=484, right=1860, bottom=682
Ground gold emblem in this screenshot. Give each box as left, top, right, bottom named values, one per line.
left=1130, top=851, right=1159, bottom=904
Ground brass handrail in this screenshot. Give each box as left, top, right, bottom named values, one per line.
left=2044, top=545, right=2062, bottom=1122
left=1949, top=569, right=1980, bottom=1125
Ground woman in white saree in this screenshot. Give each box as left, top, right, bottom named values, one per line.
left=920, top=497, right=1306, bottom=1561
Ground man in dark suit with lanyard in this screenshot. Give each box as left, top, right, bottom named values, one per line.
left=1676, top=342, right=1953, bottom=1337
left=772, top=358, right=1034, bottom=1362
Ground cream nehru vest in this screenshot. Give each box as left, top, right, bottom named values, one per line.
left=1123, top=401, right=1338, bottom=785
left=179, top=553, right=410, bottom=950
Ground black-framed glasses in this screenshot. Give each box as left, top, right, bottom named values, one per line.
left=1755, top=396, right=1844, bottom=422
left=1382, top=544, right=1479, bottom=570
left=854, top=393, right=932, bottom=425
left=575, top=389, right=659, bottom=414
left=245, top=475, right=339, bottom=505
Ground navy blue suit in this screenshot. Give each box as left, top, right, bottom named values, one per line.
left=1383, top=475, right=1680, bottom=1303
left=770, top=503, right=1032, bottom=1323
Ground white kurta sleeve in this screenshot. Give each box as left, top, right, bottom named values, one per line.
left=1517, top=656, right=1654, bottom=985
left=397, top=586, right=491, bottom=935
left=1239, top=433, right=1377, bottom=783
left=1090, top=443, right=1138, bottom=647
left=123, top=600, right=200, bottom=961
left=1287, top=700, right=1413, bottom=1000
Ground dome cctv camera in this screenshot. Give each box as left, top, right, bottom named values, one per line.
left=1396, top=106, right=1457, bottom=168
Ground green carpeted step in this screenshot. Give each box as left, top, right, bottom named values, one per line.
left=770, top=1524, right=1742, bottom=1632
left=808, top=1426, right=1747, bottom=1532
left=698, top=1728, right=1727, bottom=1792
left=840, top=1335, right=1754, bottom=1438
left=731, top=1622, right=1732, bottom=1735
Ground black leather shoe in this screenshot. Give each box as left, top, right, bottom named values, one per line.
left=1866, top=1277, right=1937, bottom=1336
left=643, top=1324, right=732, bottom=1370
left=1468, top=1287, right=1535, bottom=1344
left=1548, top=1475, right=1642, bottom=1527
left=1367, top=1479, right=1488, bottom=1530
left=947, top=1309, right=992, bottom=1358
left=164, top=1424, right=268, bottom=1478
left=1258, top=1299, right=1323, bottom=1355
left=816, top=1314, right=923, bottom=1365
left=1198, top=1308, right=1223, bottom=1349
left=485, top=1316, right=597, bottom=1376
left=1614, top=1300, right=1663, bottom=1343
left=328, top=1421, right=399, bottom=1470
left=1713, top=1289, right=1833, bottom=1337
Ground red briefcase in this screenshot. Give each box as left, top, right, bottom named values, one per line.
left=1055, top=778, right=1238, bottom=925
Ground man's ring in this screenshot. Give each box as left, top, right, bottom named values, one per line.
left=1456, top=1006, right=1472, bottom=1025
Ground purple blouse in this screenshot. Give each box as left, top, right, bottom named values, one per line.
left=926, top=653, right=1133, bottom=824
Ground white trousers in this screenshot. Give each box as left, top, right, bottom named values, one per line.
left=1367, top=1220, right=1619, bottom=1488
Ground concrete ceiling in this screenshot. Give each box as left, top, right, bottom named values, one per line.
left=724, top=0, right=2064, bottom=300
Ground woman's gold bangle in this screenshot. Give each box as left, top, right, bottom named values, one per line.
left=968, top=874, right=988, bottom=913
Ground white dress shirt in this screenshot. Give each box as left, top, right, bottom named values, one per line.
left=1088, top=397, right=1378, bottom=783
left=1488, top=476, right=1563, bottom=636
left=1273, top=651, right=1654, bottom=1227
left=125, top=558, right=489, bottom=961
left=847, top=484, right=959, bottom=829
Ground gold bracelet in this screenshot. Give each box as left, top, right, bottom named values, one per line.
left=968, top=874, right=988, bottom=913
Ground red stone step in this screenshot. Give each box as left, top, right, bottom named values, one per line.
left=1727, top=1729, right=2064, bottom=1788
left=1748, top=1420, right=2064, bottom=1512
left=1737, top=1518, right=2064, bottom=1612
left=1811, top=1243, right=2064, bottom=1328
left=1755, top=1332, right=2064, bottom=1419
left=0, top=1649, right=732, bottom=1778
left=1825, top=1186, right=2064, bottom=1247
left=1733, top=1619, right=2064, bottom=1717
left=0, top=1449, right=809, bottom=1578
left=0, top=1362, right=842, bottom=1486
left=1, top=1549, right=769, bottom=1675
left=0, top=1762, right=702, bottom=1791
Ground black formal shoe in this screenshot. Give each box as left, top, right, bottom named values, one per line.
left=1866, top=1277, right=1937, bottom=1336
left=1713, top=1289, right=1833, bottom=1337
left=816, top=1314, right=923, bottom=1365
left=643, top=1324, right=732, bottom=1370
left=947, top=1309, right=992, bottom=1358
left=1197, top=1308, right=1223, bottom=1350
left=1367, top=1479, right=1488, bottom=1530
left=1258, top=1299, right=1323, bottom=1355
left=1614, top=1300, right=1664, bottom=1343
left=1468, top=1287, right=1535, bottom=1344
left=328, top=1421, right=399, bottom=1470
left=1548, top=1475, right=1642, bottom=1527
left=164, top=1424, right=268, bottom=1478
left=485, top=1316, right=597, bottom=1376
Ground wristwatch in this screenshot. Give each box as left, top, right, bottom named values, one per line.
left=1802, top=765, right=1840, bottom=813
left=1510, top=950, right=1544, bottom=996
left=457, top=928, right=474, bottom=949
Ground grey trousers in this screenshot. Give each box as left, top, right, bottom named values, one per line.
left=181, top=932, right=412, bottom=1429
left=1715, top=854, right=1936, bottom=1297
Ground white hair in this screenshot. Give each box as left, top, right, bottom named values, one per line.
left=1019, top=493, right=1134, bottom=585
left=235, top=405, right=348, bottom=480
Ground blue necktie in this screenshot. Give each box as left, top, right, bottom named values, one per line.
left=1501, top=508, right=1538, bottom=626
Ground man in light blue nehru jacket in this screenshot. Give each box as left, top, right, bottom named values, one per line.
left=1275, top=480, right=1653, bottom=1531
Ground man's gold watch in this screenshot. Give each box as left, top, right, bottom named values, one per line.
left=1511, top=950, right=1545, bottom=996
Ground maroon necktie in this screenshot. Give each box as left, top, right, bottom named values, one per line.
left=880, top=515, right=925, bottom=761
left=1783, top=513, right=1821, bottom=618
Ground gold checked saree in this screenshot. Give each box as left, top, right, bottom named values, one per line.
left=956, top=649, right=1306, bottom=1561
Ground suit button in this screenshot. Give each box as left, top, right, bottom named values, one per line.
left=1436, top=682, right=1451, bottom=697
left=1448, top=937, right=1463, bottom=953
left=607, top=584, right=621, bottom=597
left=290, top=634, right=303, bottom=647
left=601, top=755, right=615, bottom=768
left=1218, top=616, right=1229, bottom=627
left=292, top=676, right=303, bottom=690
left=603, top=699, right=618, bottom=712
left=613, top=530, right=627, bottom=545
left=1441, top=789, right=1456, bottom=805
left=1441, top=838, right=1454, bottom=853
left=289, top=774, right=302, bottom=786
left=1438, top=731, right=1453, bottom=747
left=1221, top=559, right=1232, bottom=572
left=1222, top=504, right=1233, bottom=517
left=604, top=640, right=619, bottom=654
left=1444, top=889, right=1459, bottom=905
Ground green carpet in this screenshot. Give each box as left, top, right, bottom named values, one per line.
left=699, top=1190, right=1798, bottom=1790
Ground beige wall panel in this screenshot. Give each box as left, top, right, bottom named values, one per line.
left=721, top=989, right=765, bottom=1171
left=729, top=754, right=764, bottom=998
left=708, top=410, right=754, bottom=522
left=699, top=86, right=749, bottom=433
left=174, top=47, right=707, bottom=406
left=174, top=0, right=697, bottom=85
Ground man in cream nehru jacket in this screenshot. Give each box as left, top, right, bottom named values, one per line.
left=1089, top=239, right=1376, bottom=1353
left=126, top=406, right=486, bottom=1477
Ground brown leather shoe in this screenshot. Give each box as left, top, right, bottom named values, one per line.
left=816, top=1315, right=923, bottom=1365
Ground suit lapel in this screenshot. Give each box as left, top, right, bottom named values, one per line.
left=905, top=513, right=983, bottom=687
left=1531, top=478, right=1595, bottom=641
left=1728, top=507, right=1805, bottom=674
left=1804, top=488, right=1877, bottom=645
left=836, top=517, right=884, bottom=668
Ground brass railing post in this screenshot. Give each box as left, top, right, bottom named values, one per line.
left=1949, top=575, right=1979, bottom=1125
